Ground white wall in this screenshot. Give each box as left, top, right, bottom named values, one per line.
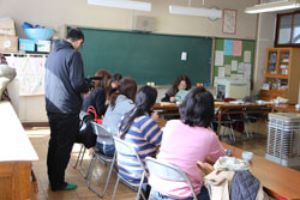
left=1, top=0, right=259, bottom=122
left=0, top=0, right=258, bottom=39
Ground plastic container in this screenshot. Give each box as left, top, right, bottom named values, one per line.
left=24, top=28, right=54, bottom=41
left=19, top=38, right=35, bottom=52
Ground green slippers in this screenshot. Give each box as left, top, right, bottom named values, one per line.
left=51, top=182, right=78, bottom=191
left=64, top=183, right=78, bottom=191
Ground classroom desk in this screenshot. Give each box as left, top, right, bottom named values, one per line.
left=153, top=102, right=272, bottom=133
left=222, top=142, right=300, bottom=200
left=272, top=104, right=300, bottom=113
left=0, top=101, right=38, bottom=199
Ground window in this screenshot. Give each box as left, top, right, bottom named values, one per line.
left=292, top=14, right=300, bottom=43
left=275, top=11, right=300, bottom=47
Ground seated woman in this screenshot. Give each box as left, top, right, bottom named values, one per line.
left=149, top=87, right=224, bottom=200
left=81, top=70, right=111, bottom=117
left=96, top=77, right=137, bottom=157
left=109, top=73, right=122, bottom=96
left=118, top=85, right=162, bottom=195
left=161, top=74, right=192, bottom=103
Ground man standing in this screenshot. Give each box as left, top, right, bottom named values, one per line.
left=45, top=28, right=89, bottom=191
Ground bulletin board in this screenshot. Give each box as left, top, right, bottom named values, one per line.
left=214, top=38, right=256, bottom=81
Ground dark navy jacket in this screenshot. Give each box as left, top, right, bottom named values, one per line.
left=45, top=39, right=88, bottom=114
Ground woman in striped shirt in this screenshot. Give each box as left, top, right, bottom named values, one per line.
left=118, top=85, right=163, bottom=197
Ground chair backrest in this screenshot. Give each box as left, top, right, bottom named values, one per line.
left=145, top=157, right=198, bottom=200
left=113, top=136, right=144, bottom=167
left=91, top=122, right=112, bottom=139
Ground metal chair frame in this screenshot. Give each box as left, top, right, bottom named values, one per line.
left=112, top=136, right=147, bottom=200
left=85, top=122, right=115, bottom=197
left=145, top=157, right=198, bottom=200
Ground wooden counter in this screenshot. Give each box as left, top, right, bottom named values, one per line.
left=0, top=101, right=38, bottom=199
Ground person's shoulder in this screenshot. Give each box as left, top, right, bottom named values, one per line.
left=135, top=115, right=152, bottom=124
left=165, top=119, right=182, bottom=128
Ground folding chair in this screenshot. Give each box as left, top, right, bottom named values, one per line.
left=144, top=157, right=198, bottom=200
left=85, top=122, right=115, bottom=197
left=216, top=107, right=245, bottom=143
left=112, top=136, right=146, bottom=200
left=243, top=105, right=272, bottom=137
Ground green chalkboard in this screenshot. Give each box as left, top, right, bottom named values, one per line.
left=78, top=27, right=212, bottom=85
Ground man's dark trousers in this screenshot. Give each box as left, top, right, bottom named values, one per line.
left=47, top=112, right=79, bottom=190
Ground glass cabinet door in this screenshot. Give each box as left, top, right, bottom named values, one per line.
left=278, top=50, right=290, bottom=75
left=267, top=50, right=277, bottom=74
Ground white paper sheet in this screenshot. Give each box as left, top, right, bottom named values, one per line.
left=231, top=60, right=238, bottom=71
left=238, top=62, right=244, bottom=73
left=244, top=63, right=252, bottom=80
left=218, top=67, right=225, bottom=78
left=215, top=51, right=224, bottom=66
left=225, top=65, right=231, bottom=76
left=244, top=51, right=252, bottom=63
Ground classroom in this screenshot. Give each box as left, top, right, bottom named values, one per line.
left=1, top=0, right=300, bottom=199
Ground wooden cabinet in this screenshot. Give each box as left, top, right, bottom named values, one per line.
left=0, top=162, right=32, bottom=200
left=0, top=102, right=38, bottom=200
left=260, top=48, right=300, bottom=103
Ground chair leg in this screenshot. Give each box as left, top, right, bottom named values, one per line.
left=79, top=146, right=87, bottom=167
left=73, top=144, right=84, bottom=169
left=101, top=155, right=116, bottom=196
left=136, top=171, right=146, bottom=200
left=86, top=153, right=97, bottom=187
left=112, top=176, right=120, bottom=200
left=229, top=124, right=236, bottom=143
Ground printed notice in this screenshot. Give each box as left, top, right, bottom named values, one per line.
left=215, top=51, right=224, bottom=66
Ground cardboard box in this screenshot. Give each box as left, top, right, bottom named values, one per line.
left=36, top=40, right=51, bottom=53
left=0, top=35, right=18, bottom=53
left=0, top=17, right=16, bottom=36
left=19, top=38, right=35, bottom=52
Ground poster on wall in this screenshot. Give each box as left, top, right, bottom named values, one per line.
left=223, top=9, right=237, bottom=35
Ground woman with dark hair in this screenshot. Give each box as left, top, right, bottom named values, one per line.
left=81, top=70, right=111, bottom=117
left=149, top=87, right=224, bottom=200
left=162, top=74, right=192, bottom=103
left=97, top=77, right=137, bottom=157
left=109, top=73, right=122, bottom=96
left=118, top=85, right=162, bottom=196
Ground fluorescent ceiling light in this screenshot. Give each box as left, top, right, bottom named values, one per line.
left=169, top=5, right=222, bottom=19
left=245, top=0, right=300, bottom=14
left=87, top=0, right=151, bottom=12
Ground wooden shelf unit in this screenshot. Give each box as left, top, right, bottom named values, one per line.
left=260, top=48, right=300, bottom=103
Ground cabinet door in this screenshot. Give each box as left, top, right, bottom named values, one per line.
left=278, top=50, right=290, bottom=76
left=266, top=50, right=278, bottom=74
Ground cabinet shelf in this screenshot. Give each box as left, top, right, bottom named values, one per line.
left=265, top=73, right=288, bottom=79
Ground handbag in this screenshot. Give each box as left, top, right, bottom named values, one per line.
left=75, top=107, right=100, bottom=148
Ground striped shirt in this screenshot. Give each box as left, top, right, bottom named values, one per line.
left=117, top=115, right=162, bottom=187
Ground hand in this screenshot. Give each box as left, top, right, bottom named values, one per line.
left=197, top=161, right=214, bottom=175
left=170, top=96, right=176, bottom=103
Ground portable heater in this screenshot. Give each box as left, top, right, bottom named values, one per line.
left=265, top=112, right=300, bottom=167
